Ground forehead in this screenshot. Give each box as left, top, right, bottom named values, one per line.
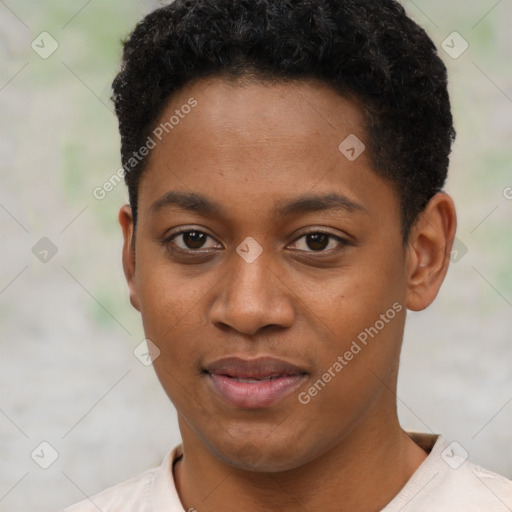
left=169, top=75, right=365, bottom=146
left=137, top=76, right=398, bottom=228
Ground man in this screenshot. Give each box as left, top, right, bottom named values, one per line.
left=63, top=0, right=512, bottom=510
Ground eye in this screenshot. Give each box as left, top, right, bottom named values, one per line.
left=163, top=229, right=221, bottom=252
left=161, top=228, right=350, bottom=255
left=288, top=231, right=350, bottom=253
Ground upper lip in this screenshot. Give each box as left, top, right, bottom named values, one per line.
left=204, top=356, right=308, bottom=379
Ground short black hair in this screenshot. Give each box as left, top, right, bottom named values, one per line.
left=112, top=0, right=455, bottom=241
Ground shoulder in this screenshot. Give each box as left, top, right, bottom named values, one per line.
left=385, top=433, right=512, bottom=512
left=60, top=445, right=184, bottom=512
left=428, top=458, right=512, bottom=510
left=60, top=466, right=157, bottom=512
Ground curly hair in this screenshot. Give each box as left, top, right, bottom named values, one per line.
left=112, top=0, right=455, bottom=241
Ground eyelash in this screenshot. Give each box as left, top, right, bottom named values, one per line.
left=161, top=228, right=351, bottom=255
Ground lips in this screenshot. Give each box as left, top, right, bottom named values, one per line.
left=204, top=356, right=308, bottom=408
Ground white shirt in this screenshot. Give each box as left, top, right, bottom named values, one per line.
left=62, top=432, right=512, bottom=511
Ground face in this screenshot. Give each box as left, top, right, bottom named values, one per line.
left=119, top=77, right=451, bottom=472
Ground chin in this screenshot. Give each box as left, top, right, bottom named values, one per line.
left=208, top=435, right=311, bottom=473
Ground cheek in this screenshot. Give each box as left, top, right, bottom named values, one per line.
left=135, top=258, right=196, bottom=357
left=136, top=249, right=207, bottom=325
left=134, top=256, right=227, bottom=389
left=298, top=296, right=405, bottom=436
left=305, top=250, right=406, bottom=387
left=317, top=258, right=405, bottom=340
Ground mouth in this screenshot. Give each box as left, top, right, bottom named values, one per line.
left=203, top=356, right=308, bottom=409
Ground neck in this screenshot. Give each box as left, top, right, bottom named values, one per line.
left=173, top=406, right=428, bottom=512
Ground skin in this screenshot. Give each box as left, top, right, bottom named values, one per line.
left=119, top=76, right=457, bottom=512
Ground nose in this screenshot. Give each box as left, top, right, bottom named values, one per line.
left=209, top=244, right=295, bottom=336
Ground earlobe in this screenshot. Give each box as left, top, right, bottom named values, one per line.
left=405, top=192, right=457, bottom=311
left=118, top=204, right=141, bottom=312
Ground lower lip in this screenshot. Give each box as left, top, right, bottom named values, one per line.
left=207, top=373, right=307, bottom=409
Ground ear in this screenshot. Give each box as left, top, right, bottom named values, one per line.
left=118, top=204, right=141, bottom=312
left=405, top=192, right=457, bottom=311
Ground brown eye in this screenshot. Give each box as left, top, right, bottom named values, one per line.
left=289, top=231, right=349, bottom=253
left=163, top=229, right=220, bottom=253
left=304, top=233, right=330, bottom=251
left=180, top=231, right=207, bottom=249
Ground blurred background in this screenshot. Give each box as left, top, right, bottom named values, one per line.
left=0, top=1, right=511, bottom=510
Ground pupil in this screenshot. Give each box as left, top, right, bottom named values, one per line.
left=184, top=231, right=205, bottom=249
left=307, top=233, right=328, bottom=251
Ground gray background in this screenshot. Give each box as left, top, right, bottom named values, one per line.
left=0, top=1, right=511, bottom=511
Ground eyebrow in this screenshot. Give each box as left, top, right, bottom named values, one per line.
left=149, top=190, right=368, bottom=218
